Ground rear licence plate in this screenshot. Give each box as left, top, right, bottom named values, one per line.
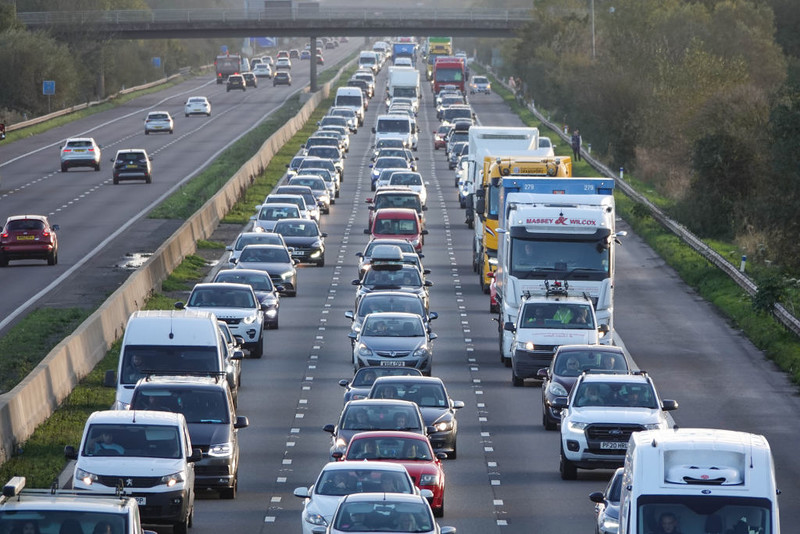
left=134, top=497, right=146, bottom=505
left=126, top=164, right=138, bottom=168
left=380, top=361, right=406, bottom=367
left=600, top=442, right=627, bottom=450
left=16, top=235, right=35, bottom=240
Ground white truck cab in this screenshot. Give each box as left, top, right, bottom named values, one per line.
left=620, top=428, right=780, bottom=534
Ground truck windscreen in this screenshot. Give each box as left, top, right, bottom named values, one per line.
left=509, top=239, right=609, bottom=279
left=121, top=345, right=220, bottom=385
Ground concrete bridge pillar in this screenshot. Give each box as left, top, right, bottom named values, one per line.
left=310, top=35, right=318, bottom=92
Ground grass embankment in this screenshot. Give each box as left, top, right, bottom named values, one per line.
left=475, top=65, right=800, bottom=386
left=0, top=57, right=356, bottom=487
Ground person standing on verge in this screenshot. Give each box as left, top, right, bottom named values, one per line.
left=571, top=130, right=582, bottom=161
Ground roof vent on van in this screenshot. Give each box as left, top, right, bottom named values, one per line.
left=665, top=465, right=744, bottom=486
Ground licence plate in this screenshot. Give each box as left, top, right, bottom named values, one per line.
left=600, top=441, right=627, bottom=450
left=74, top=149, right=86, bottom=153
left=16, top=235, right=35, bottom=240
left=134, top=497, right=146, bottom=505
left=126, top=164, right=138, bottom=168
left=380, top=361, right=406, bottom=367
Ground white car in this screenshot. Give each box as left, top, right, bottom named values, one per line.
left=293, top=461, right=418, bottom=534
left=253, top=63, right=273, bottom=78
left=387, top=171, right=427, bottom=206
left=184, top=96, right=211, bottom=117
left=556, top=372, right=678, bottom=480
left=144, top=110, right=173, bottom=134
left=275, top=57, right=292, bottom=70
left=181, top=282, right=266, bottom=358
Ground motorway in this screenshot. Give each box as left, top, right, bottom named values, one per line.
left=0, top=39, right=360, bottom=333
left=2, top=47, right=800, bottom=533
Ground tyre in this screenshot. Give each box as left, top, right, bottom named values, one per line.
left=433, top=498, right=444, bottom=518
left=543, top=408, right=558, bottom=431
left=220, top=477, right=237, bottom=499
left=250, top=339, right=263, bottom=359
left=0, top=255, right=8, bottom=267
left=560, top=448, right=578, bottom=480
left=317, top=256, right=325, bottom=267
left=113, top=176, right=119, bottom=185
left=61, top=164, right=67, bottom=172
left=449, top=441, right=457, bottom=460
left=169, top=130, right=173, bottom=134
left=94, top=163, right=100, bottom=171
left=512, top=371, right=523, bottom=387
left=145, top=175, right=152, bottom=184
left=185, top=114, right=189, bottom=117
left=144, top=130, right=149, bottom=135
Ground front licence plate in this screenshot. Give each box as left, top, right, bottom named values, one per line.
left=134, top=497, right=146, bottom=505
left=600, top=441, right=627, bottom=450
left=380, top=361, right=406, bottom=367
left=16, top=235, right=35, bottom=240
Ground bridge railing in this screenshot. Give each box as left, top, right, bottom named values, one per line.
left=17, top=7, right=532, bottom=25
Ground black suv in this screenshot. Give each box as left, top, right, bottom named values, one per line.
left=129, top=375, right=249, bottom=499
left=273, top=72, right=292, bottom=86
left=110, top=149, right=152, bottom=184
left=226, top=74, right=246, bottom=92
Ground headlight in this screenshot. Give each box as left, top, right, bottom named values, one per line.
left=413, top=347, right=430, bottom=358
left=303, top=510, right=327, bottom=526
left=568, top=421, right=589, bottom=431
left=418, top=474, right=440, bottom=486
left=160, top=471, right=185, bottom=487
left=334, top=438, right=347, bottom=450
left=242, top=314, right=258, bottom=325
left=265, top=309, right=278, bottom=318
left=208, top=442, right=233, bottom=457
left=643, top=422, right=664, bottom=430
left=281, top=271, right=294, bottom=281
left=357, top=344, right=372, bottom=357
left=76, top=468, right=98, bottom=486
left=433, top=420, right=452, bottom=432
left=515, top=341, right=535, bottom=351
left=547, top=382, right=568, bottom=397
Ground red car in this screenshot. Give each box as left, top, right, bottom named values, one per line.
left=0, top=215, right=59, bottom=266
left=488, top=271, right=499, bottom=314
left=338, top=431, right=446, bottom=517
left=365, top=208, right=427, bottom=253
left=433, top=125, right=449, bottom=150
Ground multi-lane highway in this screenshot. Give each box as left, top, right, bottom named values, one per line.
left=2, top=46, right=799, bottom=533
left=0, top=40, right=359, bottom=333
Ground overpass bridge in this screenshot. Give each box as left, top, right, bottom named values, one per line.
left=16, top=7, right=532, bottom=40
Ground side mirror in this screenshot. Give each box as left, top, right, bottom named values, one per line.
left=589, top=491, right=605, bottom=504
left=661, top=399, right=679, bottom=411
left=235, top=416, right=250, bottom=429
left=503, top=322, right=516, bottom=332
left=348, top=332, right=358, bottom=340
left=536, top=368, right=549, bottom=380
left=424, top=281, right=433, bottom=287
left=103, top=369, right=116, bottom=388
left=428, top=312, right=438, bottom=321
left=344, top=311, right=354, bottom=320
left=351, top=279, right=361, bottom=286
left=364, top=229, right=371, bottom=234
left=421, top=230, right=429, bottom=235
left=339, top=379, right=350, bottom=387
left=322, top=424, right=336, bottom=434
left=429, top=332, right=438, bottom=340
left=231, top=350, right=245, bottom=361
left=174, top=302, right=186, bottom=310
left=552, top=397, right=569, bottom=410
left=64, top=445, right=78, bottom=460
left=188, top=448, right=203, bottom=463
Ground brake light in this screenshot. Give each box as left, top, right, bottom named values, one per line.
left=1, top=232, right=8, bottom=239
left=41, top=230, right=50, bottom=237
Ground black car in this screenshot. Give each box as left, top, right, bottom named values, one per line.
left=242, top=72, right=258, bottom=88
left=273, top=72, right=292, bottom=86
left=352, top=263, right=432, bottom=312
left=537, top=344, right=630, bottom=430
left=227, top=74, right=246, bottom=92
left=129, top=375, right=249, bottom=499
left=272, top=218, right=327, bottom=266
left=590, top=467, right=623, bottom=534
left=213, top=268, right=282, bottom=329
left=110, top=149, right=152, bottom=184
left=367, top=376, right=463, bottom=458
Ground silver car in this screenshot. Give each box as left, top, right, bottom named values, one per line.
left=60, top=137, right=102, bottom=172
left=144, top=111, right=173, bottom=134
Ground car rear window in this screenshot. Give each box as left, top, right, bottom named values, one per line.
left=7, top=219, right=45, bottom=231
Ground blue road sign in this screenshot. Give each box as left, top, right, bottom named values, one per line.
left=42, top=80, right=55, bottom=95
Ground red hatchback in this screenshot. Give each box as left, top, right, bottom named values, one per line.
left=0, top=215, right=59, bottom=266
left=338, top=431, right=446, bottom=517
left=433, top=125, right=449, bottom=150
left=365, top=208, right=427, bottom=253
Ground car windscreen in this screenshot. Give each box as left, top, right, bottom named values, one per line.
left=274, top=221, right=319, bottom=237
left=188, top=287, right=256, bottom=308
left=214, top=271, right=274, bottom=292
left=234, top=234, right=282, bottom=251
left=315, top=467, right=413, bottom=496
left=259, top=205, right=299, bottom=221
left=121, top=345, right=220, bottom=385
left=84, top=424, right=182, bottom=458
left=239, top=246, right=290, bottom=263
left=377, top=118, right=410, bottom=134
left=0, top=511, right=127, bottom=534
left=357, top=295, right=424, bottom=318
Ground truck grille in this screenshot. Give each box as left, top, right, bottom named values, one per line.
left=97, top=475, right=162, bottom=488
left=586, top=423, right=645, bottom=442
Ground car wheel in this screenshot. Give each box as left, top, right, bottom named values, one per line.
left=185, top=113, right=189, bottom=117
left=169, top=130, right=173, bottom=134
left=0, top=255, right=8, bottom=267
left=449, top=441, right=457, bottom=459
left=270, top=318, right=279, bottom=330
left=227, top=88, right=230, bottom=92
left=144, top=130, right=149, bottom=135
left=173, top=514, right=189, bottom=534
left=433, top=498, right=444, bottom=518
left=207, top=112, right=211, bottom=117
left=490, top=302, right=499, bottom=314
left=95, top=163, right=100, bottom=172
left=251, top=339, right=263, bottom=359
left=560, top=447, right=578, bottom=480
left=145, top=175, right=152, bottom=184
left=220, top=477, right=237, bottom=500
left=317, top=255, right=325, bottom=267
left=335, top=190, right=340, bottom=198
left=512, top=371, right=524, bottom=387
left=543, top=408, right=558, bottom=431
left=61, top=164, right=68, bottom=172
left=113, top=176, right=119, bottom=185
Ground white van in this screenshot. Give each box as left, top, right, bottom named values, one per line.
left=334, top=87, right=365, bottom=125
left=65, top=410, right=201, bottom=534
left=358, top=51, right=379, bottom=74
left=105, top=310, right=228, bottom=410
left=620, top=428, right=780, bottom=534
left=372, top=114, right=417, bottom=151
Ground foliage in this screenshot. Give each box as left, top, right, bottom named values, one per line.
left=161, top=255, right=208, bottom=292
left=752, top=271, right=786, bottom=314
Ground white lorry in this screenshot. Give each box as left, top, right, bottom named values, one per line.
left=386, top=66, right=420, bottom=111
left=620, top=428, right=780, bottom=534
left=494, top=181, right=624, bottom=366
left=465, top=126, right=539, bottom=268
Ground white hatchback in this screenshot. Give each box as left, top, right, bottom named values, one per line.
left=184, top=96, right=211, bottom=117
left=144, top=110, right=173, bottom=134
